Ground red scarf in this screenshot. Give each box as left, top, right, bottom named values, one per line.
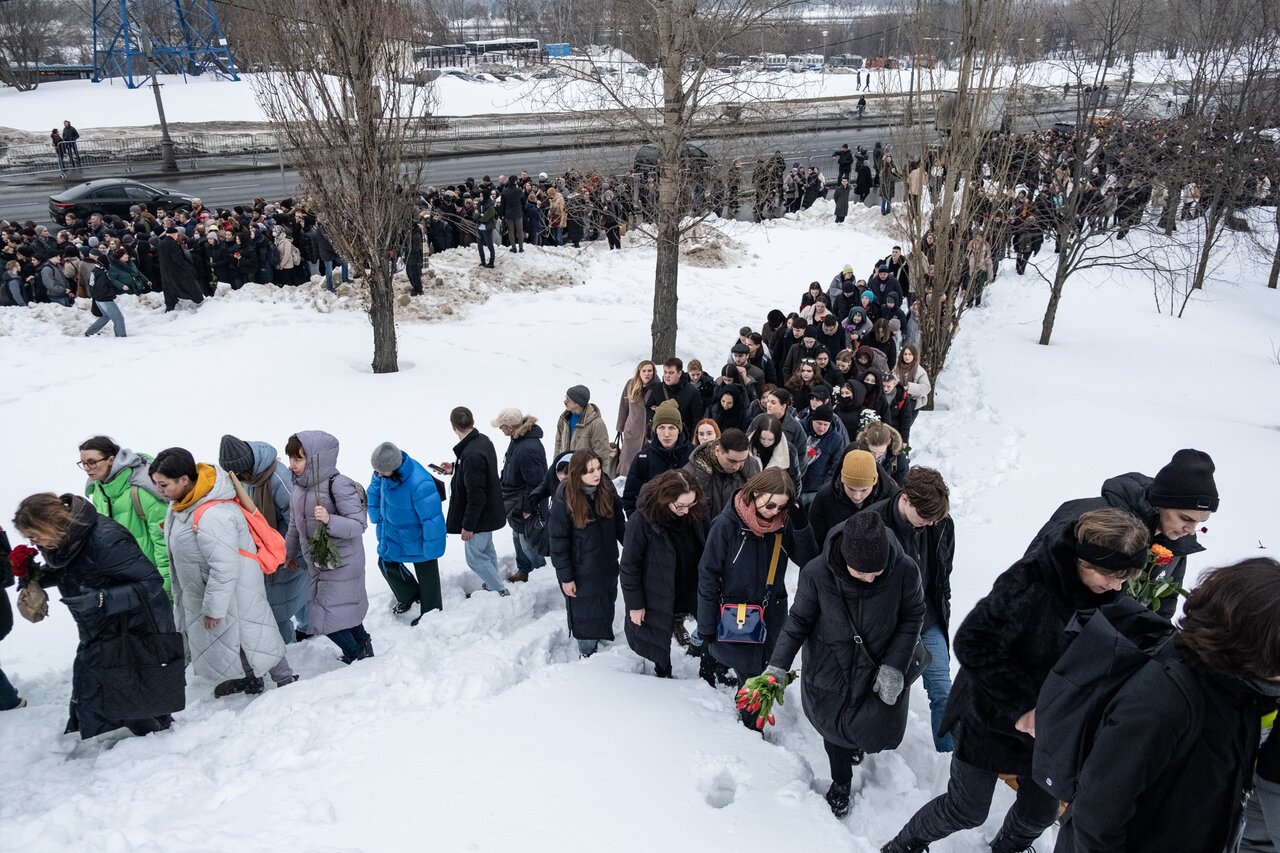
left=734, top=491, right=786, bottom=538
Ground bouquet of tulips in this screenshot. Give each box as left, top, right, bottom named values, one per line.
left=735, top=669, right=797, bottom=730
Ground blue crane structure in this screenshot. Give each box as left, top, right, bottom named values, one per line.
left=92, top=0, right=239, bottom=89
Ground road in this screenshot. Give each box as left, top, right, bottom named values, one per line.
left=1, top=116, right=1068, bottom=225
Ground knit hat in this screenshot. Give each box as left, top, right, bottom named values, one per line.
left=554, top=452, right=574, bottom=472
left=370, top=441, right=403, bottom=473
left=841, top=450, right=879, bottom=489
left=1148, top=449, right=1219, bottom=512
left=810, top=404, right=834, bottom=423
left=490, top=407, right=524, bottom=428
left=861, top=289, right=876, bottom=302
left=841, top=511, right=889, bottom=572
left=218, top=434, right=255, bottom=476
left=842, top=264, right=853, bottom=274
left=566, top=385, right=591, bottom=408
left=652, top=400, right=683, bottom=430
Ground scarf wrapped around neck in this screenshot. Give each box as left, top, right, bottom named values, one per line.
left=733, top=491, right=786, bottom=538
left=242, top=465, right=278, bottom=531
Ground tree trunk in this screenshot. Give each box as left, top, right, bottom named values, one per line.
left=369, top=255, right=399, bottom=373
left=651, top=216, right=680, bottom=362
left=649, top=0, right=684, bottom=363
left=1039, top=235, right=1072, bottom=345
left=1191, top=204, right=1221, bottom=290
left=1270, top=204, right=1280, bottom=289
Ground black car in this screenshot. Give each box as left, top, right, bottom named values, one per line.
left=633, top=143, right=712, bottom=176
left=49, top=178, right=194, bottom=222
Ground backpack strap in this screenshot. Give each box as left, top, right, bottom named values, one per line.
left=130, top=485, right=146, bottom=524
left=191, top=498, right=235, bottom=531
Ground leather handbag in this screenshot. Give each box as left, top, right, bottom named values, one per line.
left=716, top=534, right=783, bottom=644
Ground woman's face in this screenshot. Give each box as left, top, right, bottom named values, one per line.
left=696, top=423, right=717, bottom=445
left=581, top=459, right=603, bottom=487
left=17, top=526, right=57, bottom=550
left=639, top=363, right=654, bottom=383
left=758, top=430, right=776, bottom=449
left=720, top=393, right=735, bottom=410
left=902, top=349, right=915, bottom=365
left=753, top=492, right=788, bottom=520
left=688, top=367, right=702, bottom=383
left=799, top=364, right=814, bottom=382
left=1077, top=561, right=1127, bottom=594
left=669, top=491, right=697, bottom=517
left=79, top=448, right=116, bottom=483
left=150, top=473, right=191, bottom=502
left=287, top=451, right=306, bottom=476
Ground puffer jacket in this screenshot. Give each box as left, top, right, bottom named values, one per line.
left=166, top=464, right=285, bottom=680
left=85, top=448, right=170, bottom=593
left=368, top=450, right=446, bottom=563
left=553, top=403, right=612, bottom=461
left=286, top=430, right=369, bottom=636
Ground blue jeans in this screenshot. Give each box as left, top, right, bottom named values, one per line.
left=0, top=662, right=20, bottom=710
left=551, top=227, right=564, bottom=246
left=880, top=193, right=892, bottom=215
left=85, top=300, right=126, bottom=336
left=577, top=639, right=599, bottom=657
left=513, top=528, right=546, bottom=573
left=463, top=531, right=505, bottom=591
left=920, top=624, right=955, bottom=752
left=327, top=623, right=370, bottom=659
left=476, top=228, right=495, bottom=265
left=322, top=259, right=349, bottom=291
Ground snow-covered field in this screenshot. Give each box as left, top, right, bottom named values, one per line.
left=0, top=51, right=1192, bottom=133
left=1, top=202, right=1278, bottom=852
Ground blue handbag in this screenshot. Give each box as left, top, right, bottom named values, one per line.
left=716, top=533, right=783, bottom=644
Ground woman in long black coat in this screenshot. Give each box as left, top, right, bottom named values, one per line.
left=12, top=493, right=184, bottom=738
left=619, top=470, right=709, bottom=677
left=768, top=511, right=923, bottom=817
left=695, top=468, right=817, bottom=715
left=550, top=451, right=626, bottom=657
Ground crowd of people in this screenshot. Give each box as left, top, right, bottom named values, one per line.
left=2, top=216, right=1278, bottom=851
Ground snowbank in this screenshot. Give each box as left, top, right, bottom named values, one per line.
left=1, top=200, right=1277, bottom=851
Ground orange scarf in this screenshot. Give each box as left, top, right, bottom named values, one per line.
left=734, top=491, right=786, bottom=538
left=172, top=463, right=217, bottom=512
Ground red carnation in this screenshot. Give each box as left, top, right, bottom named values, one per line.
left=10, top=544, right=39, bottom=578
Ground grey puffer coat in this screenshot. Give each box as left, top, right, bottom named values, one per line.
left=166, top=465, right=286, bottom=680
left=286, top=430, right=369, bottom=636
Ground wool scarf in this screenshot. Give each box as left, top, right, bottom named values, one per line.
left=733, top=491, right=786, bottom=538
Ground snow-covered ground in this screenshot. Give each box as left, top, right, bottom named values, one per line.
left=1, top=202, right=1278, bottom=852
left=0, top=50, right=1192, bottom=133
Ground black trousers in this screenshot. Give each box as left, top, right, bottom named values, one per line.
left=825, top=739, right=858, bottom=786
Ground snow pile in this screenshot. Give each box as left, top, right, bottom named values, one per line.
left=0, top=203, right=1277, bottom=851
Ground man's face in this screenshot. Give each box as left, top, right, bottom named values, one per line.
left=900, top=494, right=939, bottom=528
left=843, top=482, right=873, bottom=505
left=891, top=248, right=902, bottom=261
left=655, top=424, right=680, bottom=448
left=812, top=420, right=830, bottom=436
left=1157, top=507, right=1211, bottom=540
left=733, top=352, right=748, bottom=367
left=792, top=326, right=805, bottom=339
left=715, top=446, right=749, bottom=473
left=663, top=365, right=680, bottom=385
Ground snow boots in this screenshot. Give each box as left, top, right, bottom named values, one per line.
left=880, top=840, right=929, bottom=853
left=214, top=675, right=265, bottom=698
left=826, top=782, right=852, bottom=818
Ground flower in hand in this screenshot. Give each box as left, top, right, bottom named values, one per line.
left=735, top=667, right=796, bottom=730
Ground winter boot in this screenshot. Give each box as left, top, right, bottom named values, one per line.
left=506, top=570, right=530, bottom=583
left=275, top=675, right=300, bottom=687
left=655, top=662, right=674, bottom=679
left=851, top=748, right=866, bottom=766
left=990, top=836, right=1037, bottom=853
left=672, top=616, right=692, bottom=648
left=825, top=782, right=852, bottom=818
left=358, top=635, right=375, bottom=660
left=294, top=629, right=310, bottom=643
left=213, top=675, right=265, bottom=698
left=880, top=839, right=929, bottom=853
left=391, top=599, right=414, bottom=615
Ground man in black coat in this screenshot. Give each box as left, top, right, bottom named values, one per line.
left=156, top=229, right=205, bottom=312
left=833, top=144, right=854, bottom=183
left=810, top=448, right=900, bottom=548
left=441, top=407, right=509, bottom=596
left=882, top=508, right=1150, bottom=853
left=865, top=467, right=955, bottom=753
left=499, top=177, right=526, bottom=252
left=646, top=358, right=705, bottom=442
left=492, top=407, right=548, bottom=583
left=1026, top=448, right=1217, bottom=620
left=622, top=401, right=693, bottom=518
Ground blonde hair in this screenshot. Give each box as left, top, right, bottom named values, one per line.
left=1075, top=509, right=1150, bottom=577
left=13, top=493, right=75, bottom=548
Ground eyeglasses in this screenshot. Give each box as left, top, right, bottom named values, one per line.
left=77, top=457, right=109, bottom=470
left=672, top=500, right=697, bottom=510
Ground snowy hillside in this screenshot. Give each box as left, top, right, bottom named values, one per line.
left=1, top=202, right=1277, bottom=852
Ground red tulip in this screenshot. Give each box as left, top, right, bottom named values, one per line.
left=768, top=714, right=776, bottom=725
left=755, top=716, right=766, bottom=730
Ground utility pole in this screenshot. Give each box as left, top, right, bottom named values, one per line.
left=140, top=33, right=179, bottom=173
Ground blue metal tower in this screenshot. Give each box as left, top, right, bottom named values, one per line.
left=92, top=0, right=239, bottom=89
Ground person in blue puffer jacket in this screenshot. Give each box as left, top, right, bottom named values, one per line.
left=368, top=441, right=447, bottom=626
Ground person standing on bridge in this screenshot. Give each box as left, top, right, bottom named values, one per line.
left=62, top=120, right=83, bottom=168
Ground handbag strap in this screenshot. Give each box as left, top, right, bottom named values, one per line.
left=761, top=533, right=783, bottom=608
left=838, top=594, right=881, bottom=669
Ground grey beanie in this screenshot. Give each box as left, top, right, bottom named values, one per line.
left=371, top=441, right=403, bottom=473
left=218, top=434, right=255, bottom=476
left=566, top=385, right=591, bottom=408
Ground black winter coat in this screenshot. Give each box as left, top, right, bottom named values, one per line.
left=0, top=527, right=12, bottom=643
left=646, top=376, right=705, bottom=441
left=550, top=481, right=627, bottom=640
left=620, top=508, right=708, bottom=667
left=38, top=498, right=182, bottom=739
left=499, top=420, right=548, bottom=532
left=696, top=497, right=818, bottom=678
left=770, top=525, right=924, bottom=751
left=942, top=522, right=1120, bottom=775
left=709, top=383, right=749, bottom=432
left=1028, top=471, right=1203, bottom=620
left=446, top=430, right=507, bottom=534
left=865, top=495, right=955, bottom=643
left=156, top=236, right=204, bottom=302
left=809, top=462, right=900, bottom=546
left=622, top=435, right=693, bottom=517
left=1055, top=649, right=1268, bottom=853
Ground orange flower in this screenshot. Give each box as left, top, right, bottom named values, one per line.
left=1149, top=544, right=1175, bottom=567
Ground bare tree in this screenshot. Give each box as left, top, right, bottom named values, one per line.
left=238, top=0, right=436, bottom=374
left=0, top=0, right=62, bottom=91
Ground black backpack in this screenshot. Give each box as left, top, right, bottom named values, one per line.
left=1032, top=596, right=1203, bottom=801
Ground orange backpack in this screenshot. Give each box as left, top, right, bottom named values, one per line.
left=191, top=473, right=286, bottom=574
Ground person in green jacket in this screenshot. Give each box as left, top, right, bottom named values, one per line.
left=78, top=435, right=171, bottom=595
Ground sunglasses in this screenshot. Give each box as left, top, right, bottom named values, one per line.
left=756, top=499, right=785, bottom=512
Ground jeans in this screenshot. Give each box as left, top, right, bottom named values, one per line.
left=85, top=300, right=126, bottom=337
left=880, top=194, right=892, bottom=215
left=476, top=229, right=495, bottom=265
left=379, top=558, right=443, bottom=613
left=894, top=756, right=1059, bottom=849
left=824, top=739, right=858, bottom=787
left=919, top=624, right=955, bottom=752
left=322, top=259, right=350, bottom=291
left=577, top=639, right=599, bottom=657
left=0, top=663, right=20, bottom=710
left=463, top=531, right=505, bottom=591
left=551, top=227, right=564, bottom=246
left=513, top=529, right=546, bottom=573
left=327, top=623, right=370, bottom=660
left=66, top=140, right=82, bottom=166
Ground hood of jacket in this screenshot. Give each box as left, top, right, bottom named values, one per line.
left=688, top=441, right=719, bottom=476
left=41, top=494, right=100, bottom=570
left=98, top=447, right=161, bottom=498
left=248, top=440, right=281, bottom=478
left=292, top=430, right=341, bottom=488
left=1101, top=471, right=1205, bottom=557
left=512, top=418, right=542, bottom=441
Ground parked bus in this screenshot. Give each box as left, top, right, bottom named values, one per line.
left=463, top=38, right=540, bottom=55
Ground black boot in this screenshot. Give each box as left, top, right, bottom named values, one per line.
left=214, top=675, right=265, bottom=698
left=673, top=617, right=691, bottom=649
left=358, top=634, right=375, bottom=660
left=655, top=662, right=674, bottom=679
left=990, top=836, right=1037, bottom=853
left=391, top=599, right=414, bottom=615
left=881, top=840, right=930, bottom=853
left=826, top=782, right=851, bottom=818
left=851, top=748, right=866, bottom=766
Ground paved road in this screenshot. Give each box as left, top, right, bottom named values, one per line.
left=2, top=115, right=1067, bottom=225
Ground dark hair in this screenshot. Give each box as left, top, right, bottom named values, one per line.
left=1177, top=558, right=1280, bottom=679
left=873, top=319, right=893, bottom=343
left=450, top=406, right=475, bottom=430
left=718, top=428, right=750, bottom=453
left=639, top=469, right=707, bottom=526
left=285, top=434, right=304, bottom=459
left=792, top=317, right=808, bottom=331
left=749, top=331, right=764, bottom=346
left=903, top=467, right=950, bottom=521
left=149, top=447, right=198, bottom=480
left=79, top=435, right=121, bottom=457
left=750, top=416, right=785, bottom=464
left=738, top=325, right=753, bottom=337
left=565, top=450, right=615, bottom=529
left=765, top=387, right=792, bottom=408
left=663, top=357, right=684, bottom=372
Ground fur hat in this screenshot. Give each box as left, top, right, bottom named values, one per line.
left=370, top=441, right=403, bottom=473
left=841, top=511, right=890, bottom=572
